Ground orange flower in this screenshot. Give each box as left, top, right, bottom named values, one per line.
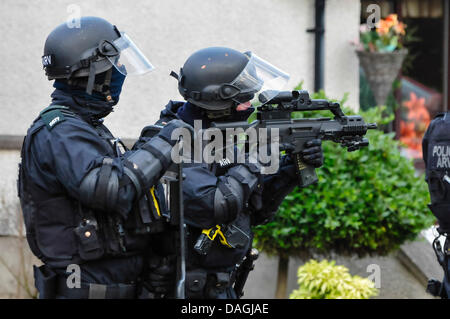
left=363, top=12, right=407, bottom=51
left=399, top=92, right=430, bottom=152
left=376, top=14, right=405, bottom=36
left=376, top=19, right=391, bottom=35
left=385, top=14, right=398, bottom=26
left=394, top=22, right=406, bottom=35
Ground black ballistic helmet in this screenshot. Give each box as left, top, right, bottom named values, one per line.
left=173, top=47, right=290, bottom=111
left=173, top=47, right=254, bottom=111
left=43, top=16, right=154, bottom=95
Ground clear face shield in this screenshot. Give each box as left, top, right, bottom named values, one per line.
left=106, top=32, right=155, bottom=76
left=229, top=53, right=290, bottom=108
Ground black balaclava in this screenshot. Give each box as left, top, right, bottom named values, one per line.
left=52, top=67, right=126, bottom=123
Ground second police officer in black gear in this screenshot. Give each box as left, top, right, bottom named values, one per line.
left=18, top=16, right=192, bottom=299
left=422, top=113, right=450, bottom=299
left=137, top=47, right=324, bottom=298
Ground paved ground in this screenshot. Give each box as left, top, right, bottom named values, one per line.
left=242, top=251, right=437, bottom=299
left=0, top=234, right=441, bottom=299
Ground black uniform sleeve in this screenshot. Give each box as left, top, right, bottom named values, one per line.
left=32, top=117, right=136, bottom=217
left=33, top=116, right=175, bottom=219
left=251, top=155, right=298, bottom=225
left=182, top=165, right=219, bottom=229
left=182, top=163, right=259, bottom=229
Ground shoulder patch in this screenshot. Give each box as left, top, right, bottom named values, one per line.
left=40, top=105, right=70, bottom=131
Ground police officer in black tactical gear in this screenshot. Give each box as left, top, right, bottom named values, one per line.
left=18, top=16, right=192, bottom=299
left=423, top=113, right=450, bottom=299
left=136, top=47, right=324, bottom=298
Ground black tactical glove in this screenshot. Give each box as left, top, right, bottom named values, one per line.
left=158, top=119, right=194, bottom=146
left=301, top=138, right=324, bottom=168
left=282, top=139, right=324, bottom=168
left=144, top=255, right=176, bottom=295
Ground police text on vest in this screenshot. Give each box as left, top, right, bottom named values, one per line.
left=433, top=145, right=450, bottom=168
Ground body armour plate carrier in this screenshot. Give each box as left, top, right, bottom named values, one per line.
left=18, top=106, right=166, bottom=268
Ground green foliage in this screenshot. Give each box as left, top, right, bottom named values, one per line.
left=289, top=260, right=378, bottom=299
left=253, top=88, right=433, bottom=258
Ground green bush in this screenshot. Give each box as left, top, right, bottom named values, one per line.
left=253, top=88, right=433, bottom=258
left=289, top=259, right=378, bottom=299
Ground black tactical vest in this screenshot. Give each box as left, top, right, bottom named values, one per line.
left=153, top=104, right=252, bottom=271
left=18, top=106, right=167, bottom=268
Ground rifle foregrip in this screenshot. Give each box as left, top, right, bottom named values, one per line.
left=293, top=153, right=318, bottom=187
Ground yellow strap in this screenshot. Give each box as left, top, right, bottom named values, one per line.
left=202, top=226, right=219, bottom=240
left=201, top=225, right=232, bottom=248
left=216, top=227, right=232, bottom=248
left=150, top=186, right=161, bottom=217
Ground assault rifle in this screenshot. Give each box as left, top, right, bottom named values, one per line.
left=211, top=90, right=377, bottom=187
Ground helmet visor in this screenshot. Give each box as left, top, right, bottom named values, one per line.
left=229, top=53, right=290, bottom=105
left=107, top=32, right=155, bottom=76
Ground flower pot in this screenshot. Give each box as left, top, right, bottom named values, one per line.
left=356, top=49, right=408, bottom=106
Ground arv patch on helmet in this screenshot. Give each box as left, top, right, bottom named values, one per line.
left=42, top=55, right=54, bottom=67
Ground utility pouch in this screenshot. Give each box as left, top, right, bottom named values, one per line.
left=205, top=272, right=232, bottom=298
left=194, top=222, right=251, bottom=255
left=186, top=270, right=207, bottom=299
left=223, top=224, right=250, bottom=249
left=33, top=265, right=57, bottom=299
left=194, top=227, right=218, bottom=256
left=74, top=219, right=104, bottom=261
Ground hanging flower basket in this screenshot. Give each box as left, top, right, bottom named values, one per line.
left=357, top=49, right=407, bottom=106
left=355, top=14, right=408, bottom=106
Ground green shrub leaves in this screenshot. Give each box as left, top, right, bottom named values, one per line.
left=289, top=260, right=378, bottom=299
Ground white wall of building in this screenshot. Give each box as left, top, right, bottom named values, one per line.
left=0, top=0, right=360, bottom=139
